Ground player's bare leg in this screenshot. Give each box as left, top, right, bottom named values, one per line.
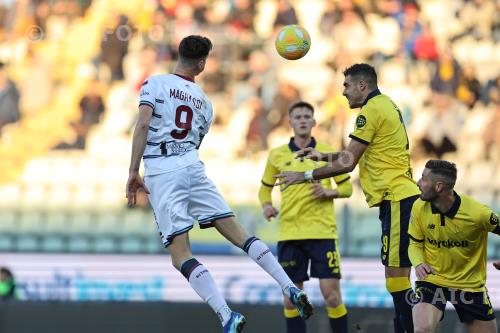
left=320, top=278, right=348, bottom=332
left=465, top=319, right=498, bottom=333
left=386, top=266, right=414, bottom=332
left=168, top=232, right=245, bottom=332
left=168, top=232, right=194, bottom=269
left=213, top=216, right=248, bottom=248
left=412, top=302, right=442, bottom=333
left=214, top=217, right=314, bottom=319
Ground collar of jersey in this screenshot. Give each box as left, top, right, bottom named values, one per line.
left=173, top=73, right=195, bottom=83
left=430, top=192, right=461, bottom=219
left=361, top=88, right=381, bottom=107
left=288, top=137, right=317, bottom=152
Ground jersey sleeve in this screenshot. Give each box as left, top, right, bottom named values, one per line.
left=332, top=174, right=352, bottom=198
left=258, top=151, right=279, bottom=204
left=408, top=207, right=426, bottom=267
left=201, top=100, right=214, bottom=136
left=480, top=205, right=500, bottom=235
left=138, top=78, right=157, bottom=110
left=408, top=207, right=425, bottom=242
left=349, top=106, right=379, bottom=145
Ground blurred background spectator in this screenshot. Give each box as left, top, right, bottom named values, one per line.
left=0, top=62, right=20, bottom=133
left=54, top=80, right=105, bottom=149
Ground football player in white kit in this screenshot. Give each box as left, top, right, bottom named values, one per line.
left=126, top=35, right=313, bottom=333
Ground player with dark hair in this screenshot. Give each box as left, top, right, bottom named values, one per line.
left=126, top=35, right=313, bottom=333
left=409, top=159, right=500, bottom=333
left=274, top=63, right=420, bottom=332
left=259, top=101, right=352, bottom=333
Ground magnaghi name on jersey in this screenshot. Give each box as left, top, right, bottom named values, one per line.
left=169, top=88, right=203, bottom=110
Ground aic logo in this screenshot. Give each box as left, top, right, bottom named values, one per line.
left=426, top=238, right=469, bottom=249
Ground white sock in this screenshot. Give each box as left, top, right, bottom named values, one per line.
left=243, top=237, right=294, bottom=294
left=184, top=261, right=232, bottom=326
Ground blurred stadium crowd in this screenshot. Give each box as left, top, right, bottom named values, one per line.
left=0, top=0, right=498, bottom=256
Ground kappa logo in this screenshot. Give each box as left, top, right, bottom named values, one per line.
left=356, top=115, right=367, bottom=128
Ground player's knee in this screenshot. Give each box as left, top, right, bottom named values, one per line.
left=324, top=290, right=342, bottom=307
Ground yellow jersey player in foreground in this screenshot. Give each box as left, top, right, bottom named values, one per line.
left=274, top=63, right=420, bottom=333
left=259, top=101, right=352, bottom=333
left=408, top=160, right=500, bottom=333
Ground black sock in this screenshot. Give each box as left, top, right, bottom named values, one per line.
left=329, top=314, right=348, bottom=333
left=391, top=289, right=414, bottom=333
left=286, top=316, right=306, bottom=333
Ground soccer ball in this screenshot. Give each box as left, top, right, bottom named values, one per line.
left=275, top=25, right=311, bottom=60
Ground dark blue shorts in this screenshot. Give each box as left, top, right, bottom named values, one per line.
left=415, top=281, right=496, bottom=323
left=379, top=195, right=419, bottom=267
left=277, top=239, right=341, bottom=282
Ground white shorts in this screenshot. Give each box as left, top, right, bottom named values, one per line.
left=144, top=161, right=234, bottom=247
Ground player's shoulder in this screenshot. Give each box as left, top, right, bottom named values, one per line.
left=141, top=74, right=166, bottom=87
left=459, top=193, right=490, bottom=214
left=364, top=93, right=393, bottom=111
left=411, top=198, right=427, bottom=214
left=269, top=143, right=290, bottom=156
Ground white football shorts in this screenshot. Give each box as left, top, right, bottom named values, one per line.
left=144, top=161, right=234, bottom=247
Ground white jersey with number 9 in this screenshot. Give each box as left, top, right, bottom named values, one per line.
left=138, top=74, right=213, bottom=176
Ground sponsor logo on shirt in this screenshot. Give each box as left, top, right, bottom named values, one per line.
left=426, top=237, right=469, bottom=249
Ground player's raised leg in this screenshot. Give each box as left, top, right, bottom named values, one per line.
left=168, top=232, right=246, bottom=332
left=214, top=217, right=314, bottom=319
left=412, top=302, right=442, bottom=333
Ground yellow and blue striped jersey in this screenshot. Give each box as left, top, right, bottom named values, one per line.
left=408, top=194, right=500, bottom=291
left=349, top=89, right=420, bottom=207
left=259, top=138, right=352, bottom=241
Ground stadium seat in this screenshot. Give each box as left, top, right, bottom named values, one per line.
left=18, top=211, right=45, bottom=235
left=40, top=234, right=66, bottom=252
left=93, top=235, right=118, bottom=253
left=0, top=210, right=18, bottom=234
left=0, top=234, right=14, bottom=252
left=16, top=233, right=40, bottom=252
left=67, top=234, right=92, bottom=253
left=119, top=236, right=146, bottom=253
left=44, top=211, right=71, bottom=236
left=46, top=184, right=74, bottom=210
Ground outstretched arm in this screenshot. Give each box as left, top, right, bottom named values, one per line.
left=274, top=139, right=367, bottom=190
left=310, top=139, right=366, bottom=179
left=296, top=147, right=342, bottom=163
